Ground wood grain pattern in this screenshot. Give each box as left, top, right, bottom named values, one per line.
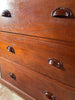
left=0, top=32, right=75, bottom=88
left=0, top=0, right=75, bottom=42
left=0, top=0, right=75, bottom=99
left=0, top=57, right=75, bottom=100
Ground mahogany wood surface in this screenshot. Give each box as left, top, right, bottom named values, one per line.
left=0, top=32, right=75, bottom=88
left=0, top=0, right=75, bottom=42
left=0, top=57, right=75, bottom=100
left=0, top=0, right=75, bottom=99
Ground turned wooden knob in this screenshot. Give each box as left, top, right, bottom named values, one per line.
left=7, top=46, right=15, bottom=54
left=48, top=58, right=64, bottom=70
left=9, top=72, right=16, bottom=80
left=44, top=91, right=56, bottom=100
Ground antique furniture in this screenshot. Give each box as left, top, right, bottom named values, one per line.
left=0, top=0, right=75, bottom=100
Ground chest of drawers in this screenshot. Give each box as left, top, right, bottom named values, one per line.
left=0, top=0, right=75, bottom=100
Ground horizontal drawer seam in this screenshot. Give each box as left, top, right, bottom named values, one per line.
left=0, top=30, right=75, bottom=44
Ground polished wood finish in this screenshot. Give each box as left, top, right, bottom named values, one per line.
left=51, top=7, right=73, bottom=18
left=2, top=10, right=11, bottom=17
left=0, top=0, right=75, bottom=100
left=0, top=57, right=75, bottom=100
left=9, top=72, right=16, bottom=80
left=7, top=46, right=15, bottom=54
left=0, top=0, right=75, bottom=42
left=0, top=32, right=75, bottom=88
left=48, top=58, right=64, bottom=70
left=44, top=91, right=56, bottom=100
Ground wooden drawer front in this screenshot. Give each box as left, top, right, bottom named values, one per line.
left=0, top=33, right=75, bottom=88
left=0, top=57, right=75, bottom=100
left=0, top=0, right=75, bottom=42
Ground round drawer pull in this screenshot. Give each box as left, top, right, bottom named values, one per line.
left=44, top=91, right=56, bottom=100
left=7, top=46, right=15, bottom=54
left=51, top=7, right=73, bottom=18
left=48, top=58, right=64, bottom=70
left=9, top=72, right=16, bottom=80
left=2, top=10, right=11, bottom=17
